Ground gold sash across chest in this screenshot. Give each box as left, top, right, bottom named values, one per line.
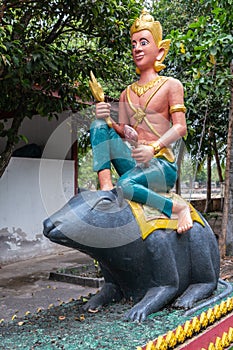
left=127, top=76, right=175, bottom=162
left=127, top=76, right=169, bottom=132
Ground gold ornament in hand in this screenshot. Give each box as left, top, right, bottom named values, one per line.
left=89, top=71, right=104, bottom=102
left=89, top=71, right=112, bottom=127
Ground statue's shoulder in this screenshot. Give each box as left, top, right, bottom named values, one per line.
left=119, top=87, right=128, bottom=102
left=164, top=76, right=184, bottom=90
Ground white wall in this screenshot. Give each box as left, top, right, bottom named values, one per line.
left=0, top=110, right=75, bottom=159
left=0, top=157, right=75, bottom=265
left=0, top=111, right=83, bottom=264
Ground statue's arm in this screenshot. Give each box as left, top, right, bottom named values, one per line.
left=158, top=78, right=187, bottom=147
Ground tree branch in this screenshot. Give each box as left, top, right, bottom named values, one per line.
left=0, top=114, right=24, bottom=178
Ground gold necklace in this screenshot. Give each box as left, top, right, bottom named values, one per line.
left=131, top=76, right=164, bottom=97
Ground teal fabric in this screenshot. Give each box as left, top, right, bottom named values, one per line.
left=90, top=119, right=177, bottom=217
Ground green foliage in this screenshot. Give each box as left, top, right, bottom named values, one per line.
left=151, top=0, right=232, bottom=178
left=0, top=0, right=142, bottom=116
left=0, top=0, right=142, bottom=175
left=1, top=0, right=232, bottom=184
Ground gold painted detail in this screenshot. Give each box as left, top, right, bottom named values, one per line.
left=89, top=71, right=113, bottom=128
left=183, top=320, right=193, bottom=338
left=134, top=107, right=147, bottom=124
left=137, top=297, right=233, bottom=350
left=155, top=336, right=167, bottom=349
left=200, top=311, right=208, bottom=328
left=130, top=9, right=171, bottom=73
left=128, top=196, right=204, bottom=240
left=207, top=308, right=215, bottom=324
left=165, top=330, right=177, bottom=348
left=131, top=76, right=164, bottom=97
left=126, top=77, right=169, bottom=136
left=89, top=71, right=104, bottom=102
left=169, top=104, right=187, bottom=114
left=175, top=325, right=185, bottom=343
left=148, top=142, right=161, bottom=155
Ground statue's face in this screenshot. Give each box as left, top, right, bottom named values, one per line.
left=131, top=30, right=160, bottom=72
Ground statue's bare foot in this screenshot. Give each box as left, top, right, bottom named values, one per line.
left=172, top=199, right=193, bottom=234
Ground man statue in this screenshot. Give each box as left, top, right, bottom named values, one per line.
left=90, top=9, right=193, bottom=234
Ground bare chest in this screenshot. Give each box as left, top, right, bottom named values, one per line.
left=125, top=84, right=170, bottom=121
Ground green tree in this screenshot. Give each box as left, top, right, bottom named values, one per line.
left=149, top=0, right=232, bottom=254
left=0, top=0, right=142, bottom=177
left=151, top=1, right=230, bottom=162
left=151, top=1, right=231, bottom=192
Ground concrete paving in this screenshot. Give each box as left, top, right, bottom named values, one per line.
left=0, top=250, right=98, bottom=322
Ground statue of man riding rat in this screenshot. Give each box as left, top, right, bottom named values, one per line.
left=90, top=9, right=193, bottom=234
left=43, top=10, right=225, bottom=323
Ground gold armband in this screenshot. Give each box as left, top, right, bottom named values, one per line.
left=105, top=116, right=113, bottom=128
left=169, top=104, right=187, bottom=114
left=148, top=142, right=161, bottom=154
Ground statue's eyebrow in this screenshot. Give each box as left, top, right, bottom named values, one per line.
left=132, top=37, right=149, bottom=43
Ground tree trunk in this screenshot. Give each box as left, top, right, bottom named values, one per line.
left=212, top=132, right=224, bottom=183
left=205, top=144, right=212, bottom=212
left=0, top=116, right=24, bottom=178
left=220, top=60, right=233, bottom=257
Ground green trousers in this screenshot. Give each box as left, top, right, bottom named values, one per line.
left=90, top=119, right=177, bottom=217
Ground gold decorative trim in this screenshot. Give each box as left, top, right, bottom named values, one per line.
left=169, top=104, right=187, bottom=114
left=131, top=76, right=164, bottom=97
left=148, top=142, right=161, bottom=154
left=105, top=116, right=113, bottom=128
left=136, top=296, right=233, bottom=350
left=130, top=9, right=171, bottom=72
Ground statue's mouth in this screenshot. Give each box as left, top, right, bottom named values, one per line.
left=43, top=220, right=73, bottom=246
left=43, top=218, right=62, bottom=240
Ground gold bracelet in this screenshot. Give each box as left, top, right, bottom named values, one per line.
left=169, top=104, right=187, bottom=114
left=148, top=142, right=161, bottom=154
left=105, top=116, right=113, bottom=128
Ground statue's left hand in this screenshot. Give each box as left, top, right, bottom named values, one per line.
left=131, top=144, right=154, bottom=163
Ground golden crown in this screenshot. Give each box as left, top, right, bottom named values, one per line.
left=130, top=9, right=171, bottom=72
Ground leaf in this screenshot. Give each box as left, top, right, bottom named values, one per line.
left=209, top=54, right=216, bottom=65
left=180, top=43, right=186, bottom=54
left=19, top=134, right=28, bottom=143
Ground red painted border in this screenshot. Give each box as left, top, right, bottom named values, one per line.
left=178, top=313, right=233, bottom=350
left=139, top=312, right=233, bottom=350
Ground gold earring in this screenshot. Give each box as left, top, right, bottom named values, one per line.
left=154, top=61, right=166, bottom=72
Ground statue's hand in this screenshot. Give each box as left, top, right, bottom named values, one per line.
left=132, top=144, right=154, bottom=163
left=96, top=102, right=111, bottom=119
left=124, top=125, right=138, bottom=148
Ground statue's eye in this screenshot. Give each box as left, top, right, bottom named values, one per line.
left=90, top=196, right=114, bottom=211
left=141, top=39, right=149, bottom=46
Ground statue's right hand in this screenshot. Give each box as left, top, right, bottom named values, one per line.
left=96, top=102, right=111, bottom=119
